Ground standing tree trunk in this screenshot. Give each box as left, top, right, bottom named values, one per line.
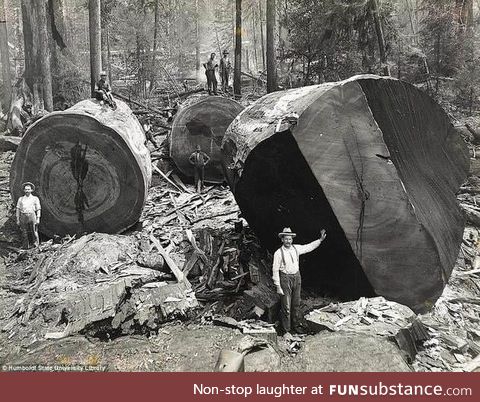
left=195, top=0, right=201, bottom=80
left=36, top=0, right=53, bottom=111
left=233, top=0, right=242, bottom=99
left=259, top=0, right=265, bottom=70
left=370, top=0, right=390, bottom=76
left=88, top=0, right=101, bottom=96
left=252, top=6, right=258, bottom=72
left=0, top=0, right=12, bottom=107
left=151, top=0, right=160, bottom=90
left=266, top=0, right=277, bottom=92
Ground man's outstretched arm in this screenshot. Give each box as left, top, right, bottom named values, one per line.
left=297, top=229, right=327, bottom=255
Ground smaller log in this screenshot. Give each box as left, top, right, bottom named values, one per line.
left=170, top=96, right=244, bottom=183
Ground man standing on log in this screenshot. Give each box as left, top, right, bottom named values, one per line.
left=189, top=145, right=210, bottom=193
left=272, top=227, right=327, bottom=335
left=16, top=182, right=41, bottom=249
left=94, top=71, right=116, bottom=109
left=203, top=53, right=218, bottom=95
left=219, top=50, right=231, bottom=92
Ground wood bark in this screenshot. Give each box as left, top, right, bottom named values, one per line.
left=233, top=0, right=242, bottom=99
left=266, top=0, right=277, bottom=92
left=0, top=0, right=12, bottom=108
left=222, top=75, right=469, bottom=313
left=10, top=99, right=151, bottom=237
left=195, top=0, right=200, bottom=78
left=88, top=0, right=101, bottom=95
left=170, top=96, right=244, bottom=183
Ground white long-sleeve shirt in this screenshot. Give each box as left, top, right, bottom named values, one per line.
left=272, top=239, right=321, bottom=287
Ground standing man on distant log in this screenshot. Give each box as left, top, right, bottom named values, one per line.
left=219, top=50, right=231, bottom=92
left=16, top=182, right=41, bottom=249
left=203, top=53, right=218, bottom=95
left=189, top=145, right=211, bottom=193
left=273, top=227, right=327, bottom=335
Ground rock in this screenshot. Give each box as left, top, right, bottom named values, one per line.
left=300, top=332, right=411, bottom=372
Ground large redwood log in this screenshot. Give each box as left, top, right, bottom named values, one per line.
left=222, top=75, right=469, bottom=313
left=170, top=96, right=244, bottom=183
left=10, top=99, right=151, bottom=237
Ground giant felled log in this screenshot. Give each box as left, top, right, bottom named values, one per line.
left=222, top=75, right=469, bottom=313
left=10, top=99, right=151, bottom=237
left=170, top=96, right=244, bottom=183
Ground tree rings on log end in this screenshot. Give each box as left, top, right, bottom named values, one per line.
left=170, top=96, right=244, bottom=183
left=222, top=75, right=469, bottom=313
left=10, top=99, right=151, bottom=237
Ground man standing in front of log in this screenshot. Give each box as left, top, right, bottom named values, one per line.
left=16, top=182, right=41, bottom=249
left=273, top=227, right=327, bottom=335
left=189, top=145, right=211, bottom=193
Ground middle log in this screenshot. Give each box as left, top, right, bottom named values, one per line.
left=222, top=75, right=469, bottom=313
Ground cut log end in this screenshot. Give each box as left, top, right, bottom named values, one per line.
left=10, top=99, right=151, bottom=237
left=222, top=75, right=469, bottom=313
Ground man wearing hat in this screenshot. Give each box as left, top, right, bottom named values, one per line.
left=272, top=227, right=327, bottom=334
left=16, top=182, right=41, bottom=249
left=94, top=71, right=116, bottom=108
left=219, top=49, right=231, bottom=92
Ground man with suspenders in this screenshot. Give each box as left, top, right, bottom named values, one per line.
left=272, top=227, right=327, bottom=335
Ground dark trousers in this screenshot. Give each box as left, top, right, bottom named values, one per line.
left=19, top=212, right=39, bottom=249
left=194, top=165, right=205, bottom=193
left=205, top=70, right=217, bottom=94
left=221, top=70, right=229, bottom=91
left=279, top=271, right=302, bottom=333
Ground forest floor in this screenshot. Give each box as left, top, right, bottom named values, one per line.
left=0, top=108, right=479, bottom=373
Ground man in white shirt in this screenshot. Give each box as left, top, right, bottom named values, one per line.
left=272, top=227, right=327, bottom=334
left=16, top=182, right=41, bottom=249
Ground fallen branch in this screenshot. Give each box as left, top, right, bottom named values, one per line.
left=149, top=234, right=187, bottom=284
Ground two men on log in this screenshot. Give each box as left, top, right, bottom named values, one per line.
left=16, top=182, right=41, bottom=249
left=272, top=227, right=327, bottom=335
left=189, top=145, right=211, bottom=193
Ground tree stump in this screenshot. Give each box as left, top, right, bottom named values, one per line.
left=10, top=99, right=151, bottom=237
left=222, top=75, right=469, bottom=313
left=170, top=96, right=244, bottom=183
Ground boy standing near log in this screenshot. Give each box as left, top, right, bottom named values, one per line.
left=189, top=145, right=211, bottom=193
left=203, top=53, right=218, bottom=95
left=272, top=227, right=327, bottom=335
left=16, top=182, right=41, bottom=249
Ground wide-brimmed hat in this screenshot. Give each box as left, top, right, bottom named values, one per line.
left=278, top=227, right=296, bottom=238
left=22, top=182, right=35, bottom=191
left=223, top=49, right=229, bottom=55
left=100, top=70, right=107, bottom=76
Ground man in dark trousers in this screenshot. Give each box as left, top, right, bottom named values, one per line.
left=94, top=71, right=116, bottom=109
left=219, top=49, right=231, bottom=92
left=272, top=227, right=327, bottom=335
left=203, top=53, right=218, bottom=95
left=189, top=145, right=211, bottom=193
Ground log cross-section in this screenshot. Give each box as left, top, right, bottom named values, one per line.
left=10, top=99, right=151, bottom=237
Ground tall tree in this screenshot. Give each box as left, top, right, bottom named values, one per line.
left=195, top=0, right=200, bottom=79
left=233, top=0, right=242, bottom=99
left=89, top=0, right=101, bottom=95
left=369, top=0, right=390, bottom=76
left=0, top=0, right=12, bottom=107
left=259, top=0, right=265, bottom=70
left=36, top=0, right=53, bottom=111
left=151, top=0, right=160, bottom=89
left=266, top=0, right=277, bottom=92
